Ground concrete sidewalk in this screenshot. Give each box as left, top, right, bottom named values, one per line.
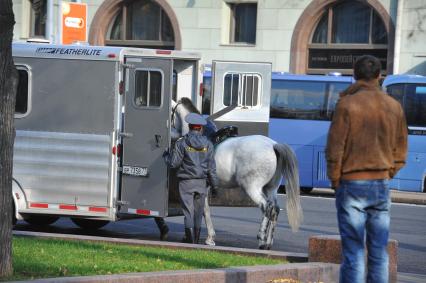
left=307, top=188, right=426, bottom=205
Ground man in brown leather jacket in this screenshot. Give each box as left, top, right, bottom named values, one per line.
left=326, top=55, right=408, bottom=283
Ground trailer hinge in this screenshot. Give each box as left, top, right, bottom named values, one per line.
left=119, top=132, right=133, bottom=138
left=121, top=63, right=135, bottom=69
left=116, top=200, right=130, bottom=206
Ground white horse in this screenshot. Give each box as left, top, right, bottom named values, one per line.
left=171, top=98, right=303, bottom=249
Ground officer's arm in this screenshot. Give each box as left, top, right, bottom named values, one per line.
left=169, top=140, right=185, bottom=169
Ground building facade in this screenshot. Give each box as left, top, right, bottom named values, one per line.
left=12, top=0, right=426, bottom=75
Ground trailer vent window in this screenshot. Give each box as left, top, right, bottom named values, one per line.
left=15, top=69, right=29, bottom=116
left=223, top=73, right=260, bottom=108
left=134, top=70, right=162, bottom=107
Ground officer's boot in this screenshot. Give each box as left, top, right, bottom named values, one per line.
left=183, top=228, right=194, bottom=243
left=194, top=228, right=201, bottom=244
left=154, top=218, right=169, bottom=241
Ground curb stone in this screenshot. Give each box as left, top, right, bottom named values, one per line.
left=9, top=263, right=339, bottom=283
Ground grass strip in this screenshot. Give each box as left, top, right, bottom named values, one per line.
left=4, top=237, right=285, bottom=281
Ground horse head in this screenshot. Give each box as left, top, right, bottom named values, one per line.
left=171, top=97, right=217, bottom=141
left=171, top=98, right=191, bottom=140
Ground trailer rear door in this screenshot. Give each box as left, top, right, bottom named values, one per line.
left=209, top=61, right=272, bottom=207
left=120, top=57, right=172, bottom=217
left=210, top=61, right=272, bottom=136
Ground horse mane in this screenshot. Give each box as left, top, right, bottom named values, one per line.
left=180, top=97, right=200, bottom=114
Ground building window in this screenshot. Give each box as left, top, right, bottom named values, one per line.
left=229, top=3, right=257, bottom=44
left=308, top=1, right=388, bottom=75
left=30, top=0, right=47, bottom=38
left=134, top=70, right=162, bottom=107
left=107, top=0, right=175, bottom=49
left=223, top=73, right=260, bottom=108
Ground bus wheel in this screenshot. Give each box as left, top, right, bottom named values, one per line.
left=24, top=215, right=59, bottom=226
left=71, top=218, right=109, bottom=230
left=300, top=187, right=313, bottom=194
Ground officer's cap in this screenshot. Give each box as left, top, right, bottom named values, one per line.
left=185, top=113, right=207, bottom=126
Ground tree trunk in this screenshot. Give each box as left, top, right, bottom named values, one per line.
left=0, top=0, right=17, bottom=277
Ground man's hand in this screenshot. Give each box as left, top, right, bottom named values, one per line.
left=162, top=149, right=170, bottom=158
left=331, top=179, right=340, bottom=190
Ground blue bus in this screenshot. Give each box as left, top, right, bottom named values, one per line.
left=202, top=72, right=426, bottom=193
left=268, top=73, right=353, bottom=193
left=383, top=75, right=426, bottom=192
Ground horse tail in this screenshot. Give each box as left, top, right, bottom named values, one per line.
left=273, top=143, right=303, bottom=232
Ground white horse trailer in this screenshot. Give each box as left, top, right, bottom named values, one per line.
left=11, top=42, right=271, bottom=228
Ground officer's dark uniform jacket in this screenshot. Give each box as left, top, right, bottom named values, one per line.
left=169, top=130, right=217, bottom=188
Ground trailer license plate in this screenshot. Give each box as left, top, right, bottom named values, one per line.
left=123, top=166, right=148, bottom=177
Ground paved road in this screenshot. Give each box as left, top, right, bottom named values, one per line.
left=14, top=194, right=426, bottom=276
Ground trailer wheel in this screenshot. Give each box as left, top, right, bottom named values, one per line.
left=71, top=218, right=109, bottom=230
left=24, top=215, right=59, bottom=226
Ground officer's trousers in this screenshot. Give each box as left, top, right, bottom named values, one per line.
left=179, top=179, right=207, bottom=229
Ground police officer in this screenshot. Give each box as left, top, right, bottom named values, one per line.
left=164, top=113, right=218, bottom=244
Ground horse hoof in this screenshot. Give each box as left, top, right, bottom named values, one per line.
left=205, top=238, right=216, bottom=246
left=259, top=244, right=272, bottom=250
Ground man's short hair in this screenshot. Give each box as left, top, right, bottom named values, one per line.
left=353, top=55, right=382, bottom=81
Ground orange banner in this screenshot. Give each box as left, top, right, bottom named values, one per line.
left=62, top=2, right=87, bottom=45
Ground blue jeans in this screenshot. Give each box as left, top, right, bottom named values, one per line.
left=335, top=179, right=391, bottom=283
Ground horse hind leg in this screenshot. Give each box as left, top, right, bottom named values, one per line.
left=239, top=182, right=270, bottom=249
left=258, top=173, right=281, bottom=250
left=203, top=197, right=216, bottom=246
left=264, top=199, right=280, bottom=250
left=258, top=199, right=280, bottom=250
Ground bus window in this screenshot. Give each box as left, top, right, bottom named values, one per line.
left=386, top=83, right=405, bottom=106
left=387, top=83, right=426, bottom=127
left=270, top=80, right=345, bottom=120
left=271, top=81, right=327, bottom=120
left=405, top=84, right=426, bottom=127
left=325, top=82, right=350, bottom=119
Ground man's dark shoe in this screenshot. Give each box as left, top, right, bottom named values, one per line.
left=194, top=228, right=201, bottom=244
left=182, top=228, right=194, bottom=243
left=154, top=218, right=169, bottom=241
left=160, top=225, right=169, bottom=241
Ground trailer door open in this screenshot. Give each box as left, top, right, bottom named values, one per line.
left=120, top=57, right=172, bottom=217
left=210, top=61, right=272, bottom=136
left=209, top=61, right=272, bottom=207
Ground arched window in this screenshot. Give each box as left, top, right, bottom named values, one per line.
left=105, top=0, right=175, bottom=49
left=307, top=1, right=388, bottom=75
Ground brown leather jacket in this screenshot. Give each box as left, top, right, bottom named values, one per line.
left=326, top=79, right=408, bottom=188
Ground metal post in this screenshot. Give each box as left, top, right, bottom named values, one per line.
left=46, top=0, right=54, bottom=43
left=393, top=0, right=404, bottom=74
